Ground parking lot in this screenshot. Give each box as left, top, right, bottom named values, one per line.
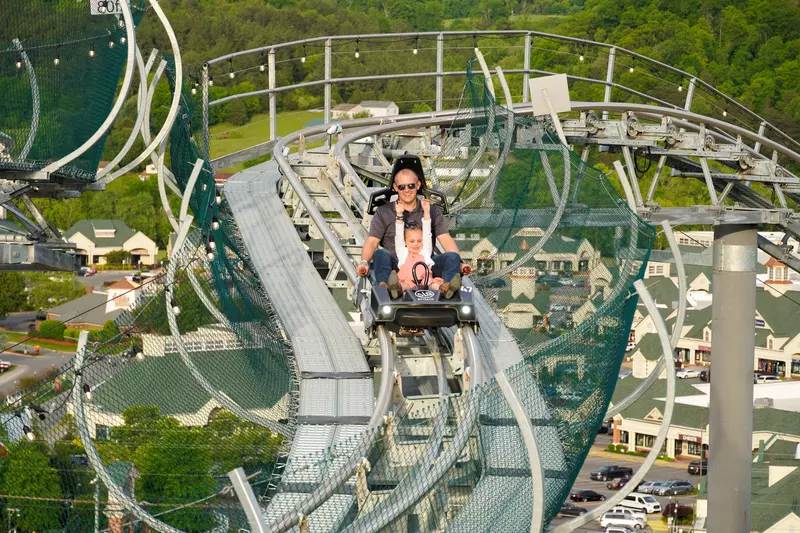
left=549, top=447, right=699, bottom=531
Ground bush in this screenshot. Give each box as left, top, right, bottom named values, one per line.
left=38, top=320, right=65, bottom=340
left=105, top=249, right=132, bottom=265
left=616, top=444, right=627, bottom=453
left=607, top=444, right=617, bottom=452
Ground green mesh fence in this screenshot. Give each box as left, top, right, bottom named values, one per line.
left=0, top=0, right=145, bottom=181
left=0, top=57, right=296, bottom=533
left=0, top=55, right=653, bottom=533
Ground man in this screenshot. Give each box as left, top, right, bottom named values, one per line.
left=356, top=159, right=467, bottom=299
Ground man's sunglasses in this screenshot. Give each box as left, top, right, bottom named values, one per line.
left=395, top=182, right=418, bottom=191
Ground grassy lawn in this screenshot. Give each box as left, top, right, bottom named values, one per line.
left=3, top=331, right=77, bottom=353
left=209, top=111, right=323, bottom=162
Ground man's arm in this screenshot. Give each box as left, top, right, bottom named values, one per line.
left=361, top=236, right=381, bottom=262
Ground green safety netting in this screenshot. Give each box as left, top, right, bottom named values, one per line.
left=0, top=56, right=654, bottom=533
left=0, top=0, right=145, bottom=181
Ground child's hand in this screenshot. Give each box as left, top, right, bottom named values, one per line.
left=422, top=199, right=431, bottom=218
left=395, top=202, right=404, bottom=216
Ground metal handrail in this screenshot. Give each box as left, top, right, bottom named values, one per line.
left=204, top=31, right=800, bottom=152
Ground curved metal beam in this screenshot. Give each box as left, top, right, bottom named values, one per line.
left=474, top=49, right=495, bottom=98
left=95, top=47, right=158, bottom=180
left=495, top=66, right=515, bottom=111
left=102, top=0, right=184, bottom=183
left=42, top=0, right=136, bottom=175
left=556, top=278, right=677, bottom=532
left=495, top=371, right=544, bottom=533
left=607, top=220, right=687, bottom=418
left=73, top=332, right=185, bottom=533
left=12, top=38, right=39, bottom=161
left=371, top=325, right=395, bottom=427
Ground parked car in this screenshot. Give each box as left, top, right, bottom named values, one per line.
left=590, top=465, right=634, bottom=481
left=620, top=492, right=662, bottom=514
left=700, top=369, right=711, bottom=382
left=599, top=511, right=647, bottom=530
left=0, top=360, right=10, bottom=372
left=688, top=459, right=707, bottom=475
left=636, top=481, right=660, bottom=494
left=653, top=480, right=694, bottom=496
left=569, top=489, right=606, bottom=502
left=606, top=477, right=632, bottom=490
left=558, top=502, right=588, bottom=517
left=756, top=374, right=781, bottom=383
left=603, top=528, right=636, bottom=533
left=676, top=368, right=701, bottom=379
left=662, top=502, right=695, bottom=519
left=607, top=506, right=647, bottom=522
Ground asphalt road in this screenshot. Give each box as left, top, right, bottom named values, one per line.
left=0, top=351, right=73, bottom=394
left=76, top=270, right=128, bottom=289
left=549, top=447, right=700, bottom=532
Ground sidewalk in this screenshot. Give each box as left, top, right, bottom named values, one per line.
left=588, top=448, right=688, bottom=470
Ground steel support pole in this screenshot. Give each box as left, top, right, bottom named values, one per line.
left=436, top=33, right=444, bottom=112
left=707, top=224, right=756, bottom=533
left=268, top=49, right=277, bottom=141
left=522, top=33, right=531, bottom=103
left=754, top=122, right=766, bottom=155
left=324, top=39, right=332, bottom=124
left=684, top=77, right=696, bottom=111
left=602, top=47, right=615, bottom=120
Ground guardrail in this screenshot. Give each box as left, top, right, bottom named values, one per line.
left=202, top=30, right=800, bottom=158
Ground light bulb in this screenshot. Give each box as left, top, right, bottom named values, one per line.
left=723, top=110, right=728, bottom=117
left=229, top=71, right=235, bottom=79
left=171, top=300, right=181, bottom=315
left=206, top=248, right=215, bottom=261
left=678, top=85, right=683, bottom=92
left=23, top=426, right=34, bottom=441
left=208, top=78, right=214, bottom=87
left=89, top=47, right=96, bottom=58
left=119, top=19, right=125, bottom=28
left=109, top=40, right=115, bottom=49
left=120, top=36, right=126, bottom=44
left=355, top=50, right=360, bottom=59
left=191, top=86, right=197, bottom=95
left=259, top=64, right=265, bottom=72
left=579, top=54, right=584, bottom=62
left=461, top=305, right=472, bottom=314
left=629, top=65, right=634, bottom=73
left=413, top=47, right=418, bottom=55
left=215, top=193, right=222, bottom=205
left=208, top=237, right=216, bottom=250
left=15, top=60, right=22, bottom=69
left=136, top=351, right=144, bottom=360
left=301, top=56, right=306, bottom=63
left=381, top=305, right=392, bottom=315
left=211, top=217, right=220, bottom=230
left=474, top=47, right=479, bottom=53
left=54, top=56, right=60, bottom=66
left=83, top=384, right=93, bottom=401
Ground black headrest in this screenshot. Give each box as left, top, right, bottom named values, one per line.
left=390, top=154, right=427, bottom=190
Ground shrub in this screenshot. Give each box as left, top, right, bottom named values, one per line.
left=607, top=444, right=617, bottom=452
left=38, top=320, right=65, bottom=340
left=616, top=444, right=627, bottom=453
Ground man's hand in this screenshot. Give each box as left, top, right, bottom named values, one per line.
left=356, top=261, right=369, bottom=277
left=395, top=202, right=405, bottom=216
left=461, top=263, right=472, bottom=275
left=422, top=199, right=431, bottom=218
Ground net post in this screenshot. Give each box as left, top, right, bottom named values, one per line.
left=602, top=47, right=615, bottom=120
left=228, top=467, right=270, bottom=533
left=684, top=76, right=697, bottom=111
left=436, top=33, right=444, bottom=111
left=522, top=33, right=531, bottom=103
left=324, top=39, right=332, bottom=125
left=269, top=48, right=277, bottom=141
left=203, top=63, right=210, bottom=157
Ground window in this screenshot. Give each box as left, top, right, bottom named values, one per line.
left=536, top=261, right=547, bottom=272
left=635, top=433, right=655, bottom=448
left=563, top=261, right=573, bottom=272
left=619, top=431, right=629, bottom=444
left=679, top=237, right=690, bottom=245
left=700, top=350, right=711, bottom=362
left=703, top=330, right=710, bottom=342
left=579, top=260, right=589, bottom=272
left=768, top=338, right=774, bottom=350
left=687, top=441, right=704, bottom=456
left=674, top=439, right=683, bottom=456
left=95, top=425, right=110, bottom=440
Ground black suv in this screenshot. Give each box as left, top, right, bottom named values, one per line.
left=688, top=459, right=707, bottom=475
left=589, top=465, right=634, bottom=481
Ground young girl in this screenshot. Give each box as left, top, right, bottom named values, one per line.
left=391, top=199, right=444, bottom=292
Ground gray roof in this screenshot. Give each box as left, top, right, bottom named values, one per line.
left=635, top=333, right=663, bottom=361
left=65, top=219, right=136, bottom=248
left=47, top=292, right=121, bottom=327
left=757, top=288, right=800, bottom=337
left=359, top=100, right=396, bottom=108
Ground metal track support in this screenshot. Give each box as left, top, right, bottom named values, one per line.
left=708, top=225, right=757, bottom=533
left=228, top=468, right=269, bottom=533
left=436, top=34, right=444, bottom=112
left=602, top=47, right=615, bottom=120
left=522, top=33, right=531, bottom=103
left=324, top=39, right=332, bottom=125
left=269, top=49, right=277, bottom=141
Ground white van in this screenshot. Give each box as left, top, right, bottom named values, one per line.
left=620, top=492, right=662, bottom=514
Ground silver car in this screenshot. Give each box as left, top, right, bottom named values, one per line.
left=653, top=479, right=694, bottom=496
left=636, top=480, right=660, bottom=494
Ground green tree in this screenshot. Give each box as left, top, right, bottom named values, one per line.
left=0, top=273, right=26, bottom=318
left=412, top=102, right=433, bottom=113
left=105, top=249, right=132, bottom=265
left=225, top=99, right=250, bottom=126
left=0, top=443, right=63, bottom=532
left=38, top=319, right=66, bottom=341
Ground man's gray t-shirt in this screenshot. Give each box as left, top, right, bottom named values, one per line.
left=368, top=201, right=448, bottom=255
